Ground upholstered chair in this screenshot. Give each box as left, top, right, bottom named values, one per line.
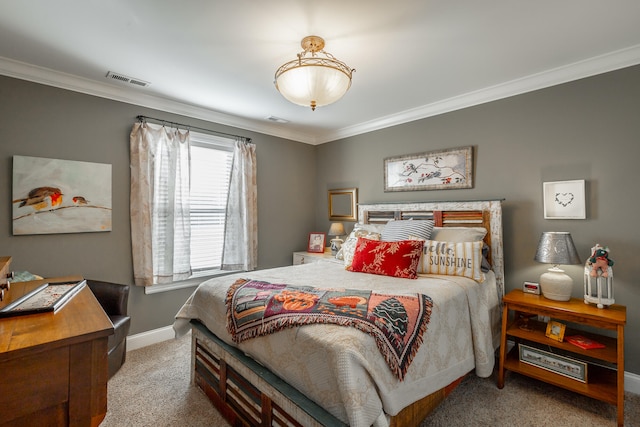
left=86, top=280, right=131, bottom=378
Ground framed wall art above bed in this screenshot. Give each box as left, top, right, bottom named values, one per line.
left=383, top=146, right=474, bottom=192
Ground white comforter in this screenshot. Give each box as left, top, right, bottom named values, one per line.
left=174, top=262, right=499, bottom=427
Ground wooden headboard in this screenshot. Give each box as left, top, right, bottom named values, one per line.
left=358, top=200, right=504, bottom=297
left=364, top=209, right=491, bottom=258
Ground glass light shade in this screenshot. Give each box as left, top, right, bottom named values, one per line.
left=275, top=64, right=351, bottom=110
left=274, top=36, right=354, bottom=111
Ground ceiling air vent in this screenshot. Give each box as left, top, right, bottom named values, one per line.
left=266, top=116, right=289, bottom=124
left=106, top=71, right=150, bottom=88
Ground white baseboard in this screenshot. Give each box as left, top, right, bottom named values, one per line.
left=127, top=326, right=640, bottom=395
left=625, top=371, right=640, bottom=395
left=126, top=325, right=176, bottom=352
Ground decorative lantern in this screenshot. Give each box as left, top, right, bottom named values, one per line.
left=583, top=244, right=614, bottom=308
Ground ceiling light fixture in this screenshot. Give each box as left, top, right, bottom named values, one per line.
left=274, top=36, right=355, bottom=111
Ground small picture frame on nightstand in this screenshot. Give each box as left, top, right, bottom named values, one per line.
left=307, top=232, right=326, bottom=253
left=546, top=320, right=566, bottom=342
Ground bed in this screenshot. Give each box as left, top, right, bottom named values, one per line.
left=174, top=199, right=504, bottom=427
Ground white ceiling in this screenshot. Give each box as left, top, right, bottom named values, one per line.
left=1, top=1, right=640, bottom=145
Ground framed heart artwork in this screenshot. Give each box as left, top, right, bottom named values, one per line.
left=543, top=180, right=586, bottom=219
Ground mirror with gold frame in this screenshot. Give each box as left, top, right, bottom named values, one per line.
left=328, top=188, right=358, bottom=221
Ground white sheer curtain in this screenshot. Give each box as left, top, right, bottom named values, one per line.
left=221, top=138, right=257, bottom=271
left=130, top=122, right=191, bottom=286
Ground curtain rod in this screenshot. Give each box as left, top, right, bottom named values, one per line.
left=136, top=115, right=251, bottom=142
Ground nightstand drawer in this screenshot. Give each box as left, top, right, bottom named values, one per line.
left=293, top=250, right=342, bottom=265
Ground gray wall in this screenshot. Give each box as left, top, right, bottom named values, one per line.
left=2, top=64, right=639, bottom=375
left=0, top=76, right=316, bottom=334
left=315, top=64, right=640, bottom=375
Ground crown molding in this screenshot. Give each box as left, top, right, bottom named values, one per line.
left=0, top=57, right=316, bottom=144
left=2, top=44, right=640, bottom=146
left=320, top=44, right=640, bottom=144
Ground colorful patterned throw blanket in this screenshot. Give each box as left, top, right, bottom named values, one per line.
left=226, top=278, right=433, bottom=380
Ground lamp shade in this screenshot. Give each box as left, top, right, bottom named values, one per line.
left=534, top=232, right=581, bottom=265
left=328, top=222, right=345, bottom=237
left=275, top=65, right=352, bottom=110
left=534, top=232, right=581, bottom=301
left=275, top=36, right=354, bottom=111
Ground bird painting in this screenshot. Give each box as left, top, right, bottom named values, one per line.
left=12, top=155, right=112, bottom=235
left=13, top=186, right=64, bottom=211
left=72, top=196, right=89, bottom=205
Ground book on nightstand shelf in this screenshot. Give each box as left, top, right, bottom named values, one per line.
left=564, top=335, right=606, bottom=350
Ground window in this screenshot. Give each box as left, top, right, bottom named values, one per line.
left=189, top=132, right=234, bottom=277
left=132, top=121, right=255, bottom=293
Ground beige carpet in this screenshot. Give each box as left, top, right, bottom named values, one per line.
left=102, top=332, right=639, bottom=426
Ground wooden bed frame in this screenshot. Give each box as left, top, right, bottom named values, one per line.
left=190, top=200, right=504, bottom=427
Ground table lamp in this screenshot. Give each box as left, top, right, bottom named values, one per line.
left=328, top=222, right=346, bottom=255
left=534, top=232, right=581, bottom=301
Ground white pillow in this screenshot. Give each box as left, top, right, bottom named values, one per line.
left=381, top=220, right=434, bottom=242
left=354, top=222, right=386, bottom=234
left=340, top=223, right=383, bottom=265
left=430, top=227, right=487, bottom=242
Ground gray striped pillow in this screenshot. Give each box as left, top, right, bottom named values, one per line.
left=381, top=220, right=434, bottom=242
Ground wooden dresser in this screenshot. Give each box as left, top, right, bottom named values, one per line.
left=0, top=256, right=11, bottom=301
left=0, top=264, right=114, bottom=426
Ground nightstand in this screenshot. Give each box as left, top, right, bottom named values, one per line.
left=292, top=249, right=343, bottom=265
left=497, top=289, right=626, bottom=426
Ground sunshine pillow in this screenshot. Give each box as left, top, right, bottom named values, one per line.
left=429, top=227, right=492, bottom=272
left=348, top=237, right=423, bottom=279
left=418, top=240, right=485, bottom=282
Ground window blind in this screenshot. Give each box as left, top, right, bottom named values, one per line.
left=189, top=134, right=234, bottom=275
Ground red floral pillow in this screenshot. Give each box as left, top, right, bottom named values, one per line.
left=348, top=237, right=424, bottom=279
